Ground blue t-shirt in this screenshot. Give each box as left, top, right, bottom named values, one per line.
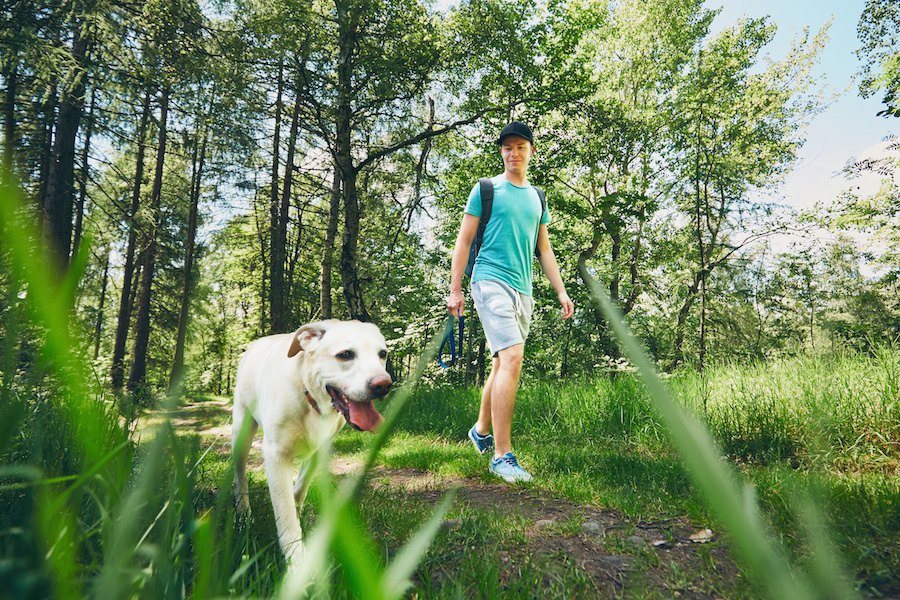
left=464, top=175, right=551, bottom=295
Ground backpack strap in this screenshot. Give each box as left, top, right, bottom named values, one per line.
left=533, top=186, right=547, bottom=258
left=465, top=178, right=494, bottom=277
left=534, top=186, right=547, bottom=215
left=479, top=178, right=494, bottom=224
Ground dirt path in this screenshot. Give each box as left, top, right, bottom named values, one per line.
left=147, top=397, right=740, bottom=597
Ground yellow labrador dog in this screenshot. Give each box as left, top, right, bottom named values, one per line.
left=232, top=320, right=391, bottom=563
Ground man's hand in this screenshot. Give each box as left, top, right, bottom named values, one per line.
left=558, top=291, right=574, bottom=320
left=447, top=289, right=465, bottom=317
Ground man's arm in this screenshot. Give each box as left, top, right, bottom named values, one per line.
left=536, top=224, right=574, bottom=320
left=447, top=213, right=480, bottom=316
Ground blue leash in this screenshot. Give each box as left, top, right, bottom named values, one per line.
left=438, top=314, right=465, bottom=369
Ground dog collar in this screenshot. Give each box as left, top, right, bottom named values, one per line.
left=304, top=390, right=321, bottom=415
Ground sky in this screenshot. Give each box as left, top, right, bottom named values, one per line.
left=702, top=0, right=895, bottom=211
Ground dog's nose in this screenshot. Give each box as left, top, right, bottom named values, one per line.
left=368, top=374, right=392, bottom=398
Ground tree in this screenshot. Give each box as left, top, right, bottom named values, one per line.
left=41, top=12, right=89, bottom=270
left=167, top=90, right=211, bottom=391
left=110, top=90, right=152, bottom=394
left=837, top=131, right=900, bottom=272
left=667, top=18, right=827, bottom=370
left=542, top=0, right=712, bottom=324
left=127, top=86, right=170, bottom=396
left=127, top=0, right=204, bottom=397
left=856, top=0, right=900, bottom=117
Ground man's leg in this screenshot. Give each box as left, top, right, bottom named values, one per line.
left=489, top=343, right=524, bottom=458
left=475, top=356, right=497, bottom=436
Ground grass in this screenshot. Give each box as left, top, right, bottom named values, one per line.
left=2, top=172, right=898, bottom=597
left=377, top=348, right=897, bottom=595
left=5, top=344, right=897, bottom=597
left=224, top=342, right=893, bottom=597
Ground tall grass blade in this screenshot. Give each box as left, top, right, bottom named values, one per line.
left=332, top=501, right=388, bottom=600
left=191, top=514, right=214, bottom=599
left=582, top=270, right=828, bottom=599
left=381, top=490, right=456, bottom=598
left=92, top=408, right=174, bottom=598
left=278, top=435, right=337, bottom=599
left=1, top=173, right=131, bottom=597
left=0, top=178, right=127, bottom=478
left=797, top=492, right=859, bottom=600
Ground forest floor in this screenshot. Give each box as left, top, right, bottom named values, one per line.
left=145, top=396, right=751, bottom=598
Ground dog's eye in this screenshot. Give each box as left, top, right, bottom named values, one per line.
left=336, top=350, right=355, bottom=361
left=378, top=350, right=387, bottom=360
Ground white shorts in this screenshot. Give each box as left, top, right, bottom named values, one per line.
left=471, top=279, right=535, bottom=356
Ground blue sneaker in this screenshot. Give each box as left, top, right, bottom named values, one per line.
left=468, top=425, right=494, bottom=455
left=489, top=452, right=533, bottom=483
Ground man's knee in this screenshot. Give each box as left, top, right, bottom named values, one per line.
left=497, top=344, right=524, bottom=371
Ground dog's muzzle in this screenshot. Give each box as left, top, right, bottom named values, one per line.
left=326, top=380, right=389, bottom=432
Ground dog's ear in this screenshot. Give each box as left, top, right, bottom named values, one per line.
left=287, top=321, right=330, bottom=357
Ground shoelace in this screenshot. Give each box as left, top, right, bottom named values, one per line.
left=497, top=454, right=520, bottom=468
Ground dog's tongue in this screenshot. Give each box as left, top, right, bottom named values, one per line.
left=348, top=400, right=383, bottom=432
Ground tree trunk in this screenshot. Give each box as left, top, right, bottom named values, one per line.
left=110, top=90, right=150, bottom=393
left=320, top=165, right=341, bottom=318
left=339, top=166, right=370, bottom=321
left=129, top=251, right=143, bottom=324
left=225, top=346, right=233, bottom=396
left=43, top=31, right=88, bottom=272
left=600, top=196, right=621, bottom=306
left=128, top=88, right=168, bottom=397
left=267, top=60, right=284, bottom=334
left=671, top=273, right=701, bottom=371
left=94, top=252, right=110, bottom=361
left=694, top=107, right=707, bottom=372
left=271, top=82, right=301, bottom=334
left=560, top=322, right=571, bottom=378
left=72, top=86, right=96, bottom=258
left=576, top=226, right=605, bottom=327
left=3, top=58, right=17, bottom=171
left=476, top=337, right=486, bottom=388
left=699, top=269, right=707, bottom=371
left=168, top=115, right=208, bottom=392
left=609, top=227, right=621, bottom=304
left=622, top=204, right=645, bottom=315
left=808, top=282, right=815, bottom=350
left=110, top=90, right=152, bottom=393
left=36, top=86, right=58, bottom=225
left=286, top=194, right=307, bottom=319
left=335, top=2, right=370, bottom=322
left=254, top=197, right=268, bottom=335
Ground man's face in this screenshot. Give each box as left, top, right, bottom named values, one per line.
left=500, top=136, right=534, bottom=175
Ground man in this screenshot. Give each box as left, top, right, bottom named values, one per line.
left=447, top=121, right=574, bottom=483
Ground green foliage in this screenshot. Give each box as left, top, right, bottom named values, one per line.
left=856, top=0, right=900, bottom=117
left=5, top=0, right=893, bottom=394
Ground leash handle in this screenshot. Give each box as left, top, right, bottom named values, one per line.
left=438, top=314, right=465, bottom=369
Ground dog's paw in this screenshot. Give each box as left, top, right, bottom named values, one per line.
left=234, top=500, right=253, bottom=526
left=284, top=541, right=306, bottom=567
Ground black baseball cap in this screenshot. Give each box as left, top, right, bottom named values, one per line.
left=496, top=121, right=534, bottom=145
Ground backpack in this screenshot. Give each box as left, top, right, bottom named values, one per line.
left=465, top=178, right=547, bottom=277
